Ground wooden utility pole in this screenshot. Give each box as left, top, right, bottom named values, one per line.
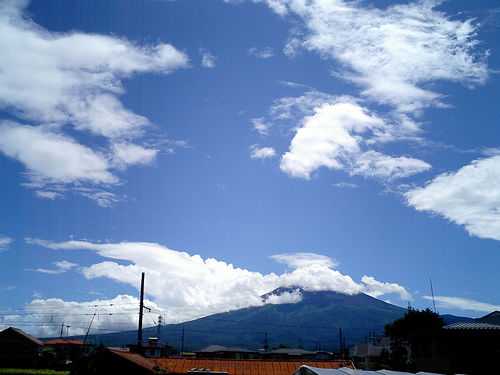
left=137, top=272, right=145, bottom=350
left=339, top=327, right=343, bottom=359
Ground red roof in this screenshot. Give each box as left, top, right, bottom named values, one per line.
left=153, top=358, right=354, bottom=375
left=44, top=338, right=87, bottom=345
left=107, top=349, right=354, bottom=375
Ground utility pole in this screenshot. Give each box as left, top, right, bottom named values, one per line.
left=339, top=327, right=343, bottom=359
left=60, top=323, right=64, bottom=339
left=137, top=272, right=145, bottom=351
left=181, top=327, right=185, bottom=354
left=264, top=332, right=269, bottom=351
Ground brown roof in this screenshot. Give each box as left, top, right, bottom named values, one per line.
left=44, top=339, right=87, bottom=345
left=152, top=358, right=354, bottom=375
left=109, top=349, right=157, bottom=372
left=1, top=327, right=44, bottom=346
left=107, top=350, right=354, bottom=375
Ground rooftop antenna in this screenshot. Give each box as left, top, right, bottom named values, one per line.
left=430, top=277, right=437, bottom=314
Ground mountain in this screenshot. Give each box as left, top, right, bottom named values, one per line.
left=81, top=289, right=408, bottom=351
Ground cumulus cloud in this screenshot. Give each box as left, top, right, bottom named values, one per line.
left=0, top=1, right=188, bottom=201
left=361, top=276, right=412, bottom=301
left=422, top=295, right=500, bottom=313
left=199, top=48, right=216, bottom=68
left=0, top=295, right=159, bottom=337
left=279, top=101, right=430, bottom=180
left=250, top=145, right=276, bottom=159
left=0, top=235, right=13, bottom=251
left=27, top=260, right=77, bottom=275
left=259, top=0, right=487, bottom=113
left=405, top=155, right=500, bottom=241
left=25, top=239, right=411, bottom=333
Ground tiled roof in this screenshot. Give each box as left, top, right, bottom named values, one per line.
left=2, top=327, right=44, bottom=346
left=443, top=322, right=500, bottom=330
left=265, top=348, right=317, bottom=356
left=44, top=339, right=87, bottom=345
left=153, top=358, right=354, bottom=375
left=198, top=345, right=257, bottom=353
left=107, top=349, right=353, bottom=375
left=109, top=349, right=157, bottom=372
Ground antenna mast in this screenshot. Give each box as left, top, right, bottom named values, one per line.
left=430, top=277, right=437, bottom=313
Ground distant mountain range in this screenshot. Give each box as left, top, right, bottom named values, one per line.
left=78, top=289, right=472, bottom=352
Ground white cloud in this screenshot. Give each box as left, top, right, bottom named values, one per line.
left=405, top=155, right=500, bottom=241
left=250, top=145, right=276, bottom=159
left=251, top=117, right=272, bottom=136
left=259, top=0, right=488, bottom=113
left=331, top=182, right=357, bottom=189
left=247, top=46, right=274, bottom=59
left=0, top=121, right=117, bottom=185
left=25, top=238, right=411, bottom=331
left=199, top=48, right=216, bottom=68
left=27, top=260, right=77, bottom=275
left=270, top=252, right=339, bottom=269
left=35, top=191, right=62, bottom=200
left=110, top=143, right=158, bottom=170
left=0, top=1, right=188, bottom=200
left=361, top=276, right=412, bottom=301
left=14, top=295, right=158, bottom=337
left=75, top=188, right=123, bottom=208
left=422, top=295, right=500, bottom=313
left=279, top=101, right=429, bottom=180
left=0, top=235, right=13, bottom=252
left=353, top=151, right=431, bottom=180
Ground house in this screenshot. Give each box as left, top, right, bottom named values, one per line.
left=78, top=347, right=354, bottom=375
left=196, top=345, right=260, bottom=359
left=261, top=348, right=319, bottom=360
left=348, top=342, right=385, bottom=370
left=411, top=311, right=500, bottom=375
left=43, top=338, right=91, bottom=364
left=0, top=327, right=44, bottom=368
left=142, top=337, right=169, bottom=358
left=291, top=365, right=447, bottom=375
left=348, top=336, right=391, bottom=370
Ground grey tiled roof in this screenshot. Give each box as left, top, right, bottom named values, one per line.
left=443, top=322, right=500, bottom=330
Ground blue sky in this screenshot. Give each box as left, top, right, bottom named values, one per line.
left=0, top=0, right=499, bottom=338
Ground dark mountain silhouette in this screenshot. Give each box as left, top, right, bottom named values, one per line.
left=77, top=289, right=471, bottom=352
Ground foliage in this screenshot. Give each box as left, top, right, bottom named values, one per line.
left=381, top=308, right=444, bottom=371
left=37, top=347, right=57, bottom=369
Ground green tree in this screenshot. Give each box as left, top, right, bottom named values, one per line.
left=382, top=308, right=444, bottom=371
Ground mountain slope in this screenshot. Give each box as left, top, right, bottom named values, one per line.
left=85, top=290, right=407, bottom=351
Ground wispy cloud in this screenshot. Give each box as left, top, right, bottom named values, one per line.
left=247, top=47, right=274, bottom=59
left=0, top=235, right=13, bottom=252
left=405, top=155, right=500, bottom=241
left=26, top=260, right=77, bottom=275
left=262, top=0, right=488, bottom=113
left=199, top=48, right=216, bottom=68
left=422, top=295, right=500, bottom=313
left=25, top=238, right=411, bottom=334
left=0, top=1, right=188, bottom=203
left=270, top=252, right=339, bottom=269
left=251, top=117, right=272, bottom=136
